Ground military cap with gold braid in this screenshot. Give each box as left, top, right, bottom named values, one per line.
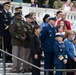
left=15, top=6, right=22, bottom=11
left=14, top=12, right=22, bottom=16
left=3, top=2, right=10, bottom=7
left=25, top=14, right=32, bottom=19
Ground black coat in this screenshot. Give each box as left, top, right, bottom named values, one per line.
left=2, top=10, right=12, bottom=36
left=42, top=4, right=52, bottom=8
left=0, top=12, right=5, bottom=36
left=31, top=34, right=41, bottom=55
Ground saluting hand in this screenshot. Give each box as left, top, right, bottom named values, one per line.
left=34, top=54, right=38, bottom=59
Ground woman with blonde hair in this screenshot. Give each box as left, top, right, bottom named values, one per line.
left=64, top=31, right=76, bottom=75
left=61, top=0, right=72, bottom=11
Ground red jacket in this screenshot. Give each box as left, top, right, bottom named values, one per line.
left=56, top=19, right=71, bottom=30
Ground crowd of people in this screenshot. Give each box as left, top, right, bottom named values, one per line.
left=30, top=0, right=76, bottom=11
left=0, top=1, right=76, bottom=75
left=1, top=0, right=76, bottom=11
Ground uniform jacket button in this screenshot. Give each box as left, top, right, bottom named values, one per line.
left=48, top=43, right=49, bottom=44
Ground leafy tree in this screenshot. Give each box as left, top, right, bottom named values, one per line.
left=15, top=0, right=75, bottom=5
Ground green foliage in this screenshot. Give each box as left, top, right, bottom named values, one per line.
left=22, top=0, right=75, bottom=5
left=23, top=0, right=55, bottom=5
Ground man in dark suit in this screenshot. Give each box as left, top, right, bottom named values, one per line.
left=0, top=4, right=4, bottom=58
left=40, top=16, right=56, bottom=75
left=2, top=2, right=12, bottom=63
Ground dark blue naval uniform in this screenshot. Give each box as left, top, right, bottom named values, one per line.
left=40, top=24, right=56, bottom=75
left=0, top=11, right=4, bottom=58
left=0, top=4, right=5, bottom=58
left=2, top=9, right=12, bottom=62
left=64, top=38, right=75, bottom=75
left=2, top=10, right=12, bottom=36
left=54, top=40, right=68, bottom=75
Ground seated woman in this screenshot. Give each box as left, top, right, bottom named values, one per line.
left=71, top=1, right=76, bottom=11
left=30, top=0, right=39, bottom=7
left=42, top=0, right=52, bottom=8
left=60, top=0, right=72, bottom=11
left=53, top=0, right=64, bottom=9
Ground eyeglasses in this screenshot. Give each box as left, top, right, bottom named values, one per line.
left=70, top=34, right=74, bottom=35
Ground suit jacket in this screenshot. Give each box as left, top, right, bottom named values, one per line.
left=40, top=24, right=56, bottom=52
left=31, top=34, right=41, bottom=55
